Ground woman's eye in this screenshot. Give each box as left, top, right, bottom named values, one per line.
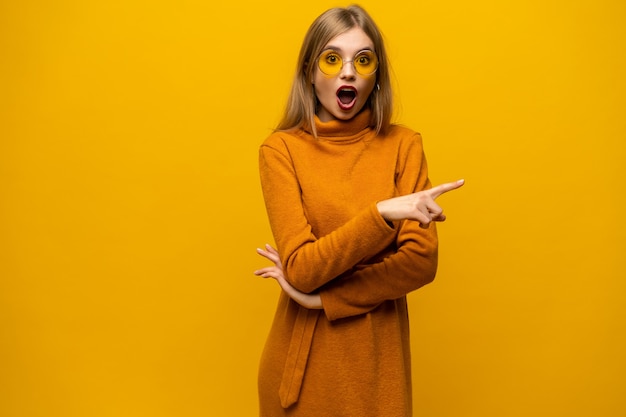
left=356, top=53, right=372, bottom=65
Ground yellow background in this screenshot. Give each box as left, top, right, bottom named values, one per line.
left=1, top=0, right=624, bottom=416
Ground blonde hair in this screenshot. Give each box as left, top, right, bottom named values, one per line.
left=276, top=5, right=393, bottom=137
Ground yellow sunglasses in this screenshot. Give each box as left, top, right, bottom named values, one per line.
left=317, top=49, right=378, bottom=76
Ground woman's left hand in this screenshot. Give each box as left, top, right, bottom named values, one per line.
left=254, top=244, right=322, bottom=310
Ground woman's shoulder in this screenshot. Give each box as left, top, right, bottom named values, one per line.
left=261, top=129, right=308, bottom=149
left=388, top=122, right=421, bottom=136
left=384, top=123, right=424, bottom=144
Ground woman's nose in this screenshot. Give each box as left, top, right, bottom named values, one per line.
left=339, top=60, right=357, bottom=79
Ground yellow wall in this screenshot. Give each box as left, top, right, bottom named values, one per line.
left=1, top=1, right=624, bottom=416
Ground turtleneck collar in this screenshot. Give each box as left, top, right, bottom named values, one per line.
left=310, top=109, right=373, bottom=142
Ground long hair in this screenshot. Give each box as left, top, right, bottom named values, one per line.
left=276, top=5, right=393, bottom=137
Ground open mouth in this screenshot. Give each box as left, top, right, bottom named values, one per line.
left=336, top=86, right=357, bottom=110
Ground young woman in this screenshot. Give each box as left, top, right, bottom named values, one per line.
left=254, top=5, right=463, bottom=416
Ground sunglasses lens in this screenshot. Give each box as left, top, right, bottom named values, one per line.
left=318, top=50, right=343, bottom=75
left=354, top=51, right=378, bottom=75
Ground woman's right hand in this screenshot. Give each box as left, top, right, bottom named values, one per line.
left=254, top=244, right=323, bottom=309
left=376, top=179, right=464, bottom=228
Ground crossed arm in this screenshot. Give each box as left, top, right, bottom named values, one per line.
left=254, top=179, right=464, bottom=309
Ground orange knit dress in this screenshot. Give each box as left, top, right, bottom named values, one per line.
left=258, top=109, right=438, bottom=417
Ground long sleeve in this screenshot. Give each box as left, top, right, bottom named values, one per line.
left=259, top=139, right=397, bottom=293
left=319, top=220, right=437, bottom=321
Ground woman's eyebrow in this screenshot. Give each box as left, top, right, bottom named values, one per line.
left=323, top=45, right=374, bottom=53
left=323, top=45, right=343, bottom=52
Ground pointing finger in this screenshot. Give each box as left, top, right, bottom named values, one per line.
left=427, top=179, right=465, bottom=199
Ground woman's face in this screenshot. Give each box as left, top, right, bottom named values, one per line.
left=312, top=27, right=377, bottom=123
